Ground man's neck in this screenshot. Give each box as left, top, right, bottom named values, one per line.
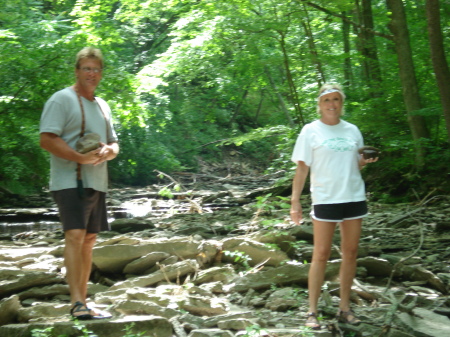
left=73, top=84, right=95, bottom=101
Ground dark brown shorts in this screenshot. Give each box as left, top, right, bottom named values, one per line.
left=51, top=188, right=109, bottom=233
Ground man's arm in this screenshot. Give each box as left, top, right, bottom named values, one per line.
left=40, top=132, right=102, bottom=165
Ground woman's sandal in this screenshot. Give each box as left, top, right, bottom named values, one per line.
left=337, top=309, right=361, bottom=325
left=305, top=312, right=321, bottom=330
left=70, top=301, right=93, bottom=320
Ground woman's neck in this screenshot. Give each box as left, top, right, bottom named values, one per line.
left=320, top=116, right=340, bottom=126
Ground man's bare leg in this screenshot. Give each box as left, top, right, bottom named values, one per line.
left=64, top=229, right=96, bottom=317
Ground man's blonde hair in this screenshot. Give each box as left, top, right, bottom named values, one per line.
left=75, top=47, right=104, bottom=69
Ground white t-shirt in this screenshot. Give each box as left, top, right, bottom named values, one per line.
left=291, top=119, right=365, bottom=205
left=40, top=87, right=118, bottom=192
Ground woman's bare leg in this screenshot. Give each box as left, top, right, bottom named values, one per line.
left=338, top=218, right=362, bottom=311
left=308, top=220, right=337, bottom=314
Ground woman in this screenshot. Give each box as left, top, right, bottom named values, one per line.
left=290, top=83, right=378, bottom=330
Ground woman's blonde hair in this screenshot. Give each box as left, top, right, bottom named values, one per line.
left=316, top=83, right=346, bottom=116
left=75, top=47, right=104, bottom=69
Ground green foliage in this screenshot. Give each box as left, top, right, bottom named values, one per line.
left=121, top=322, right=151, bottom=337
left=223, top=250, right=252, bottom=270
left=109, top=124, right=184, bottom=186
left=254, top=194, right=291, bottom=214
left=241, top=324, right=269, bottom=337
left=30, top=321, right=151, bottom=337
left=72, top=319, right=98, bottom=337
left=0, top=0, right=448, bottom=198
left=158, top=186, right=174, bottom=199
left=286, top=240, right=309, bottom=255
left=31, top=326, right=53, bottom=337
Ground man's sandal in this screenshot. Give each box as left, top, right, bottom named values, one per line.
left=70, top=301, right=93, bottom=320
left=87, top=306, right=112, bottom=319
left=337, top=309, right=361, bottom=325
left=305, top=312, right=321, bottom=330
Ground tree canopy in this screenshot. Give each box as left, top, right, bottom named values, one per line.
left=1, top=0, right=449, bottom=202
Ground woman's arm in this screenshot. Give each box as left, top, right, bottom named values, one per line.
left=290, top=161, right=310, bottom=225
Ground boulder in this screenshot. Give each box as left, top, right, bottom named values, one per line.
left=123, top=252, right=170, bottom=275
left=0, top=315, right=173, bottom=337
left=0, top=295, right=21, bottom=326
left=109, top=260, right=200, bottom=290
left=222, top=238, right=289, bottom=267
left=193, top=266, right=237, bottom=285
left=188, top=329, right=234, bottom=337
left=217, top=318, right=255, bottom=330
left=110, top=218, right=155, bottom=233
left=17, top=302, right=70, bottom=322
left=92, top=238, right=217, bottom=273
left=229, top=261, right=341, bottom=292
left=357, top=256, right=393, bottom=277
left=113, top=299, right=179, bottom=318
left=0, top=269, right=64, bottom=298
left=396, top=307, right=450, bottom=337
left=264, top=287, right=301, bottom=311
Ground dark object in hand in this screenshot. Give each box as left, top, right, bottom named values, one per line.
left=358, top=146, right=380, bottom=159
left=76, top=133, right=101, bottom=154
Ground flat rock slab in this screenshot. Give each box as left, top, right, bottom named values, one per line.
left=0, top=315, right=172, bottom=337
left=189, top=328, right=334, bottom=337
left=396, top=307, right=450, bottom=337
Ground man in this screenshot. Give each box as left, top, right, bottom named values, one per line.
left=40, top=47, right=119, bottom=319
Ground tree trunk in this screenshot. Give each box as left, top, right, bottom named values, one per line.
left=254, top=90, right=265, bottom=125
left=386, top=0, right=430, bottom=167
left=360, top=0, right=383, bottom=97
left=342, top=10, right=352, bottom=87
left=278, top=31, right=305, bottom=126
left=229, top=89, right=249, bottom=127
left=265, top=67, right=295, bottom=128
left=426, top=0, right=450, bottom=143
left=301, top=4, right=326, bottom=86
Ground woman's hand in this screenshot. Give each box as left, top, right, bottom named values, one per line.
left=290, top=200, right=304, bottom=225
left=359, top=155, right=378, bottom=169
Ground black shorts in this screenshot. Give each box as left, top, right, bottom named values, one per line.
left=51, top=188, right=109, bottom=233
left=311, top=201, right=368, bottom=222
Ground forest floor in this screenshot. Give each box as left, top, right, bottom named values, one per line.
left=0, top=156, right=449, bottom=336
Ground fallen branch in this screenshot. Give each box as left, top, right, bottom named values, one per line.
left=383, top=210, right=424, bottom=293
left=154, top=169, right=203, bottom=214
left=383, top=194, right=448, bottom=293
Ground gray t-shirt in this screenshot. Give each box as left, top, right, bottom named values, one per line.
left=40, top=87, right=118, bottom=192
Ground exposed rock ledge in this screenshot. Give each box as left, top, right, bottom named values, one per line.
left=0, top=225, right=449, bottom=337
left=0, top=179, right=450, bottom=337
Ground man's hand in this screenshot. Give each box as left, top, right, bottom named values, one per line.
left=79, top=147, right=103, bottom=165
left=91, top=142, right=118, bottom=166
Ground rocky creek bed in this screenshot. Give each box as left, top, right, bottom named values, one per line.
left=0, top=171, right=449, bottom=337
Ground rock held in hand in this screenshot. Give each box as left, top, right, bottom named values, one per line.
left=76, top=133, right=101, bottom=154
left=358, top=146, right=380, bottom=159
